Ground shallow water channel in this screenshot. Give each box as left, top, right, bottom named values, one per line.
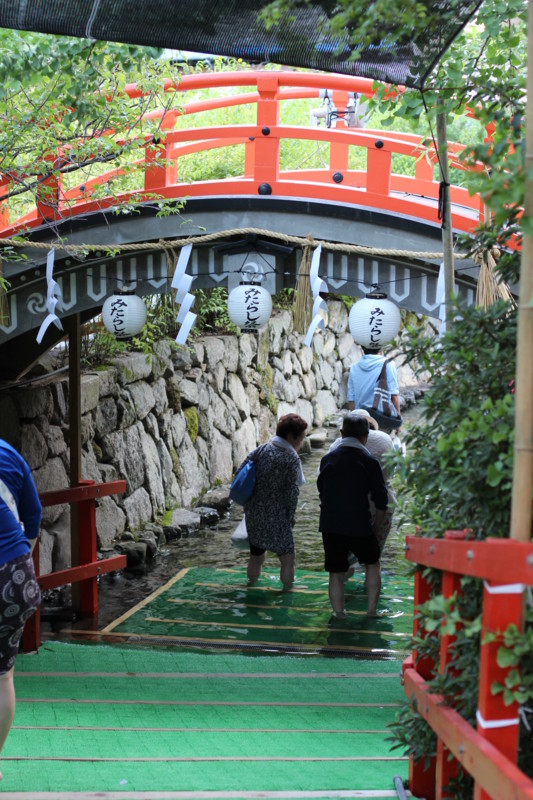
left=81, top=407, right=422, bottom=629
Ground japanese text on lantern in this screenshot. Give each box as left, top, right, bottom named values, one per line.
left=245, top=287, right=261, bottom=328
left=369, top=306, right=385, bottom=344
left=108, top=297, right=128, bottom=335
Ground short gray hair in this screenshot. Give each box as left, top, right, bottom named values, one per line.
left=342, top=413, right=370, bottom=439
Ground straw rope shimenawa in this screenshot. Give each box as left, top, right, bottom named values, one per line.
left=0, top=228, right=467, bottom=261
left=293, top=241, right=314, bottom=334
left=473, top=246, right=516, bottom=309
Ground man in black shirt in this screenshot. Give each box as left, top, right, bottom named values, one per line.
left=317, top=413, right=388, bottom=618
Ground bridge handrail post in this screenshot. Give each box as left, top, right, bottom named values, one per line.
left=473, top=580, right=524, bottom=800
left=435, top=530, right=468, bottom=799
left=21, top=479, right=127, bottom=653
left=404, top=563, right=438, bottom=800
left=36, top=152, right=63, bottom=222
left=404, top=533, right=532, bottom=800
left=254, top=74, right=280, bottom=186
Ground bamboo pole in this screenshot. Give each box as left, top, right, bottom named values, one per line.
left=436, top=108, right=455, bottom=319
left=510, top=0, right=533, bottom=542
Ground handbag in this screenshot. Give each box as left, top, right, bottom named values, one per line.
left=229, top=444, right=266, bottom=505
left=362, top=361, right=403, bottom=431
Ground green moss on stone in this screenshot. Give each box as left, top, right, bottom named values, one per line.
left=184, top=407, right=199, bottom=443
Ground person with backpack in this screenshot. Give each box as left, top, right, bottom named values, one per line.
left=347, top=346, right=401, bottom=433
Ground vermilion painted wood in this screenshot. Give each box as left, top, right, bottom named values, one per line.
left=0, top=71, right=487, bottom=239
left=21, top=480, right=127, bottom=652
left=436, top=566, right=464, bottom=800
left=405, top=535, right=533, bottom=583
left=408, top=570, right=437, bottom=799
left=37, top=554, right=127, bottom=591
left=21, top=539, right=41, bottom=653
left=39, top=479, right=126, bottom=507
left=474, top=582, right=524, bottom=800
left=404, top=668, right=533, bottom=800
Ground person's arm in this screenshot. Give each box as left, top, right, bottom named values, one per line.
left=18, top=462, right=42, bottom=542
left=373, top=507, right=386, bottom=539
left=386, top=362, right=401, bottom=416
left=346, top=365, right=355, bottom=410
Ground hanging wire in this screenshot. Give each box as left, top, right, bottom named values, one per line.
left=419, top=89, right=450, bottom=225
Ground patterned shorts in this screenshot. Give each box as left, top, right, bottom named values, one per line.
left=0, top=552, right=41, bottom=674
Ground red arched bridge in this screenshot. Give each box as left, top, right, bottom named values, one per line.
left=0, top=70, right=485, bottom=368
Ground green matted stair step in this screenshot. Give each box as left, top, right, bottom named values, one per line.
left=9, top=568, right=413, bottom=795
left=90, top=567, right=413, bottom=657
left=10, top=640, right=410, bottom=796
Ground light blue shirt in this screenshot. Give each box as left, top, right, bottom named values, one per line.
left=347, top=354, right=399, bottom=408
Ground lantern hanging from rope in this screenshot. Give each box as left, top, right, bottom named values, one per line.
left=348, top=285, right=400, bottom=348
left=227, top=262, right=272, bottom=332
left=102, top=289, right=147, bottom=339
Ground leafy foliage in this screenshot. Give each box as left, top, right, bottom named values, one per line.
left=396, top=299, right=516, bottom=540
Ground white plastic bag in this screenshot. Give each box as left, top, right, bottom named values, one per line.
left=230, top=517, right=249, bottom=550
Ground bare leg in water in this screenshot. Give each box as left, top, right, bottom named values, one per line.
left=0, top=667, right=16, bottom=780
left=247, top=552, right=265, bottom=583
left=279, top=552, right=295, bottom=591
left=365, top=561, right=382, bottom=616
left=328, top=572, right=347, bottom=618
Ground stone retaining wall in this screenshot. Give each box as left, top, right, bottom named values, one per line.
left=0, top=301, right=423, bottom=574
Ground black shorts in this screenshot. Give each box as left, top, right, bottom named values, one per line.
left=0, top=552, right=41, bottom=674
left=322, top=532, right=380, bottom=573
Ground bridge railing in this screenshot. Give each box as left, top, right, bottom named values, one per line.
left=0, top=71, right=485, bottom=237
left=22, top=479, right=127, bottom=652
left=403, top=531, right=533, bottom=800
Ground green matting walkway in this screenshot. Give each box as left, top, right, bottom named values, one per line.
left=98, top=567, right=413, bottom=657
left=8, top=568, right=413, bottom=798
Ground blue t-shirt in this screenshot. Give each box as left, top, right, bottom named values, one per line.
left=347, top=354, right=399, bottom=408
left=0, top=439, right=42, bottom=565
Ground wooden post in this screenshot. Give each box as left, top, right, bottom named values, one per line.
left=474, top=582, right=524, bottom=800
left=406, top=563, right=437, bottom=800
left=436, top=108, right=455, bottom=326
left=254, top=74, right=280, bottom=186
left=66, top=313, right=82, bottom=615
left=510, top=0, right=533, bottom=543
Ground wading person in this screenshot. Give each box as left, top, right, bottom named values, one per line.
left=239, top=413, right=307, bottom=590
left=317, top=414, right=387, bottom=618
left=347, top=346, right=401, bottom=433
left=0, top=439, right=41, bottom=780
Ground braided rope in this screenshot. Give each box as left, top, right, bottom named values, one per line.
left=0, top=227, right=467, bottom=261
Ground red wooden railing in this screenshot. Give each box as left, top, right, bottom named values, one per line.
left=0, top=71, right=486, bottom=239
left=22, top=479, right=127, bottom=652
left=403, top=532, right=533, bottom=800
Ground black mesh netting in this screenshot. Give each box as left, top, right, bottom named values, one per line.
left=0, top=0, right=483, bottom=88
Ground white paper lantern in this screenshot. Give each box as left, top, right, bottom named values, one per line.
left=227, top=283, right=272, bottom=332
left=348, top=287, right=401, bottom=348
left=102, top=292, right=147, bottom=339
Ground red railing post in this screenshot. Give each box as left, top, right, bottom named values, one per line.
left=20, top=540, right=41, bottom=652
left=20, top=480, right=127, bottom=653
left=76, top=479, right=98, bottom=618
left=436, top=531, right=468, bottom=799
left=474, top=581, right=524, bottom=800
left=254, top=74, right=280, bottom=187
left=36, top=153, right=62, bottom=222
left=406, top=565, right=437, bottom=800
